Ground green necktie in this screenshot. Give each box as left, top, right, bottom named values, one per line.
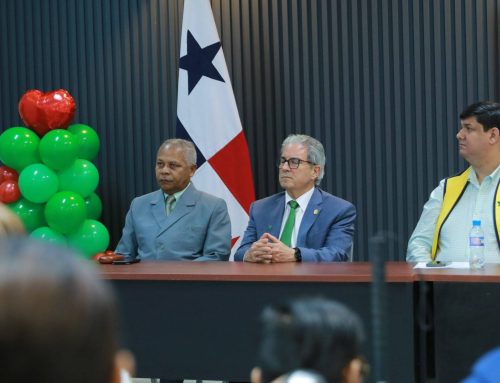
left=165, top=195, right=176, bottom=216
left=280, top=200, right=299, bottom=247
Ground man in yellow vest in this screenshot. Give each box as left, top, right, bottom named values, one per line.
left=407, top=101, right=500, bottom=263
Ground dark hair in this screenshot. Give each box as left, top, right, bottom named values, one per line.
left=257, top=297, right=364, bottom=383
left=460, top=101, right=500, bottom=131
left=0, top=238, right=118, bottom=383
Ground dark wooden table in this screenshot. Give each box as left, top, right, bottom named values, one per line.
left=100, top=262, right=416, bottom=382
left=414, top=264, right=500, bottom=382
left=414, top=263, right=500, bottom=282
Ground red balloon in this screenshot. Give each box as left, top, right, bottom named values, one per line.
left=18, top=89, right=76, bottom=136
left=0, top=166, right=18, bottom=183
left=0, top=180, right=21, bottom=203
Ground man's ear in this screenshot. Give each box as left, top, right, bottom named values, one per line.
left=312, top=164, right=321, bottom=180
left=251, top=367, right=263, bottom=383
left=189, top=164, right=197, bottom=177
left=489, top=127, right=500, bottom=143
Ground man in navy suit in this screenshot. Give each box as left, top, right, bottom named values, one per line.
left=115, top=138, right=231, bottom=261
left=235, top=134, right=356, bottom=263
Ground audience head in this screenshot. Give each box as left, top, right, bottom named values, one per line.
left=252, top=297, right=366, bottom=383
left=461, top=347, right=500, bottom=383
left=0, top=237, right=123, bottom=383
left=156, top=138, right=197, bottom=194
left=0, top=202, right=25, bottom=236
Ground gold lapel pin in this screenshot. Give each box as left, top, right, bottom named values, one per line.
left=313, top=209, right=319, bottom=215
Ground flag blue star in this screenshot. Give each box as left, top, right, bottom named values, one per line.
left=179, top=30, right=225, bottom=94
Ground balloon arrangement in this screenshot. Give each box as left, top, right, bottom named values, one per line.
left=0, top=89, right=110, bottom=258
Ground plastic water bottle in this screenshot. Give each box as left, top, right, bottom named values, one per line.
left=469, top=220, right=485, bottom=269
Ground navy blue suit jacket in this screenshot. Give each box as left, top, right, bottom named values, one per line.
left=234, top=188, right=356, bottom=262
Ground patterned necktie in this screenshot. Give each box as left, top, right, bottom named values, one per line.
left=165, top=195, right=176, bottom=216
left=280, top=200, right=299, bottom=247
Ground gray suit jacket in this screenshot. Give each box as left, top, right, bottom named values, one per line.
left=115, top=183, right=231, bottom=261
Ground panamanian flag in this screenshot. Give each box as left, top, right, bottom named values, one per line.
left=176, top=0, right=255, bottom=260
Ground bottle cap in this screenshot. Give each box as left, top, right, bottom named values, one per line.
left=472, top=220, right=481, bottom=226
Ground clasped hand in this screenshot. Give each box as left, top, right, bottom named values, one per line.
left=244, top=233, right=296, bottom=263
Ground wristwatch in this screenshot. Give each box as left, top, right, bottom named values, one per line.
left=293, top=247, right=302, bottom=262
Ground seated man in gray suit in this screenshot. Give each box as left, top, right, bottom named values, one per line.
left=115, top=138, right=231, bottom=261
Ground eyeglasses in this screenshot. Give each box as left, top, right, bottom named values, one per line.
left=277, top=157, right=315, bottom=169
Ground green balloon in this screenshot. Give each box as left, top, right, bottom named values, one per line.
left=84, top=192, right=103, bottom=219
left=45, top=191, right=86, bottom=234
left=0, top=127, right=40, bottom=171
left=19, top=163, right=59, bottom=203
left=8, top=197, right=46, bottom=232
left=67, top=124, right=100, bottom=160
left=67, top=219, right=110, bottom=258
left=39, top=129, right=78, bottom=170
left=30, top=226, right=67, bottom=245
left=58, top=159, right=99, bottom=198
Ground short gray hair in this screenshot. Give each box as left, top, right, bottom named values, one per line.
left=158, top=138, right=197, bottom=166
left=281, top=134, right=325, bottom=185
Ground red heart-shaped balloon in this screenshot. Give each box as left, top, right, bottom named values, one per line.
left=18, top=89, right=76, bottom=136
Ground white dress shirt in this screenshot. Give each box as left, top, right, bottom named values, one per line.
left=407, top=165, right=500, bottom=263
left=279, top=187, right=315, bottom=248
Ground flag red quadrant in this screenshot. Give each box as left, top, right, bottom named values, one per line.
left=208, top=131, right=254, bottom=214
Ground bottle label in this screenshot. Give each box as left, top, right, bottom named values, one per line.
left=469, top=236, right=485, bottom=246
